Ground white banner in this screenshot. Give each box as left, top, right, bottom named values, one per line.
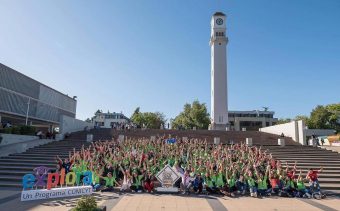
left=21, top=186, right=93, bottom=201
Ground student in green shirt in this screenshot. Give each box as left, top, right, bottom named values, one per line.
left=130, top=171, right=144, bottom=192
left=204, top=172, right=217, bottom=194
left=99, top=172, right=119, bottom=192
left=245, top=171, right=257, bottom=197
left=256, top=165, right=271, bottom=197
left=295, top=170, right=311, bottom=198
left=226, top=169, right=237, bottom=197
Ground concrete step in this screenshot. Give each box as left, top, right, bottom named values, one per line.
left=297, top=169, right=340, bottom=174
left=0, top=176, right=32, bottom=182
left=0, top=158, right=57, bottom=163
left=20, top=152, right=70, bottom=156
left=282, top=162, right=340, bottom=166
left=35, top=145, right=85, bottom=149
left=0, top=166, right=42, bottom=171
left=0, top=170, right=33, bottom=176
left=272, top=155, right=340, bottom=158
left=7, top=154, right=69, bottom=159
left=0, top=182, right=23, bottom=188
left=311, top=178, right=340, bottom=183
left=0, top=162, right=55, bottom=167
left=278, top=159, right=340, bottom=163
left=269, top=151, right=337, bottom=154
left=1, top=156, right=60, bottom=162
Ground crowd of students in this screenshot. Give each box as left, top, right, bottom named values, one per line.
left=56, top=137, right=324, bottom=198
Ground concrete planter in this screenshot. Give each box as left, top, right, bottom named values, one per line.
left=246, top=138, right=253, bottom=146
left=214, top=137, right=220, bottom=145
left=278, top=138, right=285, bottom=147
left=86, top=134, right=93, bottom=142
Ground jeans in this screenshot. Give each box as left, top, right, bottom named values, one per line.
left=283, top=186, right=296, bottom=196
left=249, top=186, right=257, bottom=193
left=193, top=184, right=203, bottom=193
left=180, top=183, right=192, bottom=192
left=130, top=185, right=143, bottom=192
left=101, top=186, right=114, bottom=192
left=309, top=180, right=320, bottom=192
left=257, top=188, right=271, bottom=196
left=92, top=184, right=100, bottom=191
left=297, top=188, right=310, bottom=197
left=206, top=186, right=219, bottom=194
left=236, top=181, right=246, bottom=192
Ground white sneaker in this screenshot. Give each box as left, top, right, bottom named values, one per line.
left=138, top=190, right=142, bottom=193
left=250, top=193, right=254, bottom=197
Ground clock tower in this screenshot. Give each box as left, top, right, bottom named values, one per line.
left=210, top=12, right=228, bottom=130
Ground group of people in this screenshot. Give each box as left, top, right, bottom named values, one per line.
left=55, top=136, right=324, bottom=198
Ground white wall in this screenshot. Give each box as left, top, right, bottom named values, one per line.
left=297, top=120, right=306, bottom=145
left=59, top=115, right=93, bottom=135
left=259, top=121, right=300, bottom=142
left=259, top=120, right=308, bottom=145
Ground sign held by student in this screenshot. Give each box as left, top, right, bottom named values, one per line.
left=155, top=165, right=180, bottom=192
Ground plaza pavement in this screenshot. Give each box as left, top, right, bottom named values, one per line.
left=0, top=189, right=340, bottom=211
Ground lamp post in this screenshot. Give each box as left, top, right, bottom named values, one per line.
left=25, top=98, right=31, bottom=126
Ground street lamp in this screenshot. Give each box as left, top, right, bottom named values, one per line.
left=25, top=98, right=31, bottom=126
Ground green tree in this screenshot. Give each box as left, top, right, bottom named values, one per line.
left=130, top=107, right=166, bottom=129
left=294, top=115, right=309, bottom=125
left=308, top=105, right=332, bottom=129
left=277, top=118, right=292, bottom=124
left=307, top=104, right=340, bottom=132
left=172, top=100, right=210, bottom=130
left=325, top=103, right=340, bottom=132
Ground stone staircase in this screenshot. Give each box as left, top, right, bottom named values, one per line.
left=0, top=139, right=89, bottom=188
left=263, top=145, right=340, bottom=193
left=0, top=129, right=339, bottom=194
left=68, top=128, right=300, bottom=146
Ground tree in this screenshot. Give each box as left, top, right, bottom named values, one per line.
left=277, top=118, right=292, bottom=124
left=94, top=109, right=102, bottom=115
left=308, top=105, right=332, bottom=129
left=294, top=115, right=309, bottom=125
left=172, top=100, right=210, bottom=130
left=130, top=107, right=166, bottom=129
left=308, top=104, right=340, bottom=132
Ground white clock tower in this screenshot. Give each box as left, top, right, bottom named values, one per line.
left=210, top=12, right=228, bottom=130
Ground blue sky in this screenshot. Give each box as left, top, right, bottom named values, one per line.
left=0, top=0, right=339, bottom=121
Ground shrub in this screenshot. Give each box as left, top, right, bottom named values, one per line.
left=72, top=196, right=100, bottom=211
left=0, top=125, right=36, bottom=135
left=10, top=127, right=21, bottom=134
left=19, top=125, right=36, bottom=135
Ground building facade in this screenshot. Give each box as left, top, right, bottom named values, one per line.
left=229, top=110, right=278, bottom=131
left=0, top=63, right=77, bottom=128
left=92, top=111, right=130, bottom=128
left=210, top=12, right=229, bottom=130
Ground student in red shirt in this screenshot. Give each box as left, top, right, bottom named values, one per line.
left=306, top=166, right=323, bottom=193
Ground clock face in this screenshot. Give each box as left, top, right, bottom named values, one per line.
left=216, top=18, right=223, bottom=25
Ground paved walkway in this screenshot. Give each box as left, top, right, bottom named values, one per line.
left=1, top=189, right=340, bottom=211
left=321, top=146, right=340, bottom=153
